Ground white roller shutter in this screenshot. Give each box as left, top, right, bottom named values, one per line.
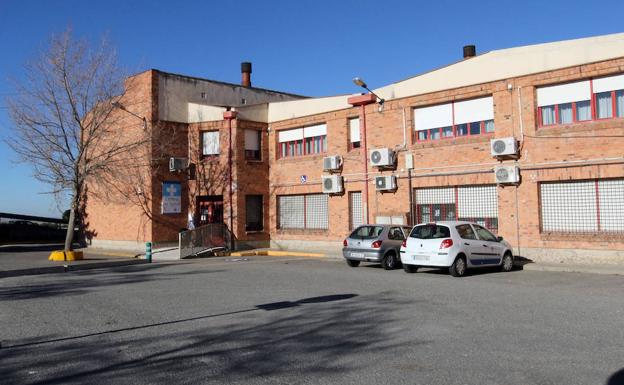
left=414, top=103, right=453, bottom=131
left=278, top=128, right=304, bottom=143
left=244, top=129, right=260, bottom=151
left=349, top=118, right=360, bottom=143
left=454, top=96, right=494, bottom=125
left=593, top=74, right=624, bottom=94
left=304, top=123, right=327, bottom=138
left=537, top=81, right=591, bottom=107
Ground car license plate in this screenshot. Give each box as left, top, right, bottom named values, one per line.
left=413, top=254, right=429, bottom=261
left=350, top=252, right=364, bottom=258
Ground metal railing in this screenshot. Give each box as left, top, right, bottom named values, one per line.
left=179, top=223, right=231, bottom=258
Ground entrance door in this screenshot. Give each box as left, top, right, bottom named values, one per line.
left=196, top=195, right=224, bottom=226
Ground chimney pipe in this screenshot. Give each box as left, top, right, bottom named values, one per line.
left=463, top=45, right=476, bottom=59
left=241, top=62, right=252, bottom=87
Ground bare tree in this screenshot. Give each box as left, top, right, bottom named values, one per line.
left=5, top=29, right=147, bottom=251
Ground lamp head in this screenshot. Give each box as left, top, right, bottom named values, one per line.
left=352, top=77, right=367, bottom=88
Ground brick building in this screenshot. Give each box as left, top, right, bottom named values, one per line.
left=87, top=33, right=624, bottom=264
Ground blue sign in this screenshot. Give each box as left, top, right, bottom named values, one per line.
left=162, top=181, right=181, bottom=214
left=300, top=175, right=307, bottom=184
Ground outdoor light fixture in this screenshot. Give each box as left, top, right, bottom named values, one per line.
left=111, top=101, right=148, bottom=130
left=352, top=77, right=385, bottom=110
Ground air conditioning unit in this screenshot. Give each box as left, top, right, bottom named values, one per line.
left=322, top=175, right=344, bottom=194
left=494, top=165, right=520, bottom=185
left=490, top=137, right=519, bottom=157
left=375, top=175, right=397, bottom=191
left=370, top=148, right=395, bottom=167
left=169, top=157, right=188, bottom=172
left=323, top=155, right=342, bottom=171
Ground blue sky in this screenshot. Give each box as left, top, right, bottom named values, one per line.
left=1, top=0, right=623, bottom=217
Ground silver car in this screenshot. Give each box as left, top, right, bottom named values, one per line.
left=342, top=224, right=411, bottom=270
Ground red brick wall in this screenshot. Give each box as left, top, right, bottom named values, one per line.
left=268, top=58, right=624, bottom=253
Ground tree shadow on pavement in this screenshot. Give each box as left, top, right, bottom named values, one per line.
left=0, top=264, right=226, bottom=301
left=0, top=292, right=423, bottom=385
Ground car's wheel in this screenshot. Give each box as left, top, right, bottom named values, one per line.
left=382, top=252, right=398, bottom=270
left=449, top=255, right=467, bottom=277
left=346, top=259, right=360, bottom=267
left=500, top=252, right=514, bottom=272
left=403, top=264, right=418, bottom=273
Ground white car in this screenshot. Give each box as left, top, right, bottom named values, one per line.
left=400, top=221, right=514, bottom=277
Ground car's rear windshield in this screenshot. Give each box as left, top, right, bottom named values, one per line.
left=410, top=224, right=450, bottom=239
left=351, top=226, right=384, bottom=239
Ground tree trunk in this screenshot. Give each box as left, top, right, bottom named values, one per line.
left=64, top=190, right=79, bottom=252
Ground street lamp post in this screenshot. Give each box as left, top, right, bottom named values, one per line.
left=348, top=77, right=384, bottom=225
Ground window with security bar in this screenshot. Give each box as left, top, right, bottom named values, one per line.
left=349, top=191, right=363, bottom=230
left=540, top=179, right=624, bottom=234
left=277, top=194, right=328, bottom=230
left=413, top=185, right=498, bottom=232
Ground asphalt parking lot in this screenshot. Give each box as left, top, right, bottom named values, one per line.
left=1, top=255, right=623, bottom=385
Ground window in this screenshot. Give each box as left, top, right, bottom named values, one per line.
left=540, top=179, right=624, bottom=234
left=537, top=73, right=624, bottom=127
left=473, top=225, right=498, bottom=241
left=413, top=96, right=494, bottom=142
left=409, top=224, right=450, bottom=239
left=244, top=129, right=261, bottom=160
left=456, top=224, right=477, bottom=240
left=348, top=118, right=361, bottom=150
left=245, top=195, right=263, bottom=231
left=277, top=194, right=328, bottom=230
left=278, top=124, right=327, bottom=158
left=201, top=131, right=220, bottom=157
left=537, top=80, right=591, bottom=126
left=349, top=191, right=363, bottom=230
left=351, top=225, right=383, bottom=239
left=414, top=185, right=498, bottom=233
left=388, top=227, right=406, bottom=240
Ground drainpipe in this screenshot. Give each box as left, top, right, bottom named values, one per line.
left=347, top=94, right=376, bottom=224
left=223, top=110, right=237, bottom=251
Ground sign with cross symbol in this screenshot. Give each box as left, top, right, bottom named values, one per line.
left=162, top=181, right=181, bottom=214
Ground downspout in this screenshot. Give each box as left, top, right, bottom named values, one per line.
left=360, top=104, right=370, bottom=224
left=223, top=110, right=237, bottom=251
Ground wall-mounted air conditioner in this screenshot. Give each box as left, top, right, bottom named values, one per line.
left=169, top=157, right=188, bottom=172
left=322, top=175, right=344, bottom=194
left=323, top=155, right=342, bottom=172
left=494, top=165, right=520, bottom=185
left=375, top=175, right=397, bottom=191
left=370, top=148, right=395, bottom=167
left=490, top=137, right=519, bottom=158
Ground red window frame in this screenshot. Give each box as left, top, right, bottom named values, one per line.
left=537, top=77, right=624, bottom=128
left=277, top=135, right=327, bottom=159
left=414, top=120, right=494, bottom=143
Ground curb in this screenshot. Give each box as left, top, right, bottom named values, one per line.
left=229, top=250, right=325, bottom=258
left=521, top=263, right=624, bottom=276
left=0, top=259, right=149, bottom=279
